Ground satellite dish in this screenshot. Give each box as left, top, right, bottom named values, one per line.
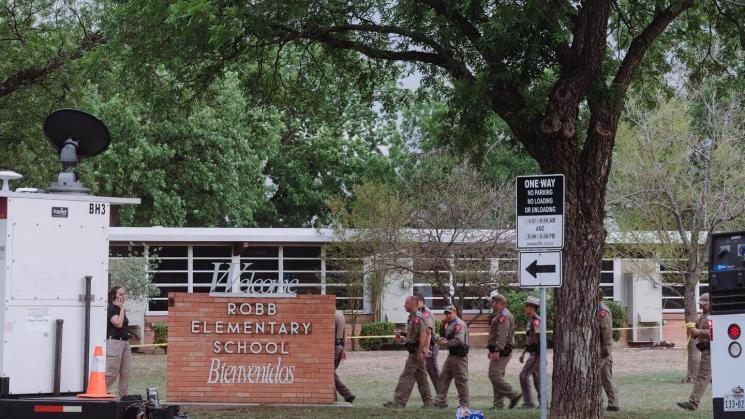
left=0, top=170, right=22, bottom=192
left=43, top=109, right=111, bottom=195
left=43, top=109, right=111, bottom=160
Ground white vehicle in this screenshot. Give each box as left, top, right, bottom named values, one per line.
left=0, top=110, right=185, bottom=418
left=708, top=231, right=745, bottom=418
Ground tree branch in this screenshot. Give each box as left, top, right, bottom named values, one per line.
left=324, top=23, right=454, bottom=61
left=0, top=31, right=103, bottom=99
left=282, top=26, right=476, bottom=82
left=562, top=0, right=612, bottom=99
left=415, top=0, right=481, bottom=45
left=613, top=1, right=695, bottom=89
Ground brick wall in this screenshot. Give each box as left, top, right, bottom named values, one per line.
left=166, top=293, right=335, bottom=404
left=663, top=313, right=689, bottom=348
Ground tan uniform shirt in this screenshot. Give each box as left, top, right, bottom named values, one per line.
left=525, top=314, right=540, bottom=348
left=335, top=312, right=345, bottom=341
left=406, top=311, right=427, bottom=346
left=420, top=306, right=435, bottom=344
left=444, top=317, right=468, bottom=348
left=597, top=302, right=613, bottom=353
left=488, top=309, right=515, bottom=352
left=696, top=312, right=711, bottom=344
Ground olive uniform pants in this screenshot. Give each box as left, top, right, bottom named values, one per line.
left=488, top=354, right=520, bottom=407
left=426, top=344, right=440, bottom=390
left=435, top=355, right=469, bottom=407
left=600, top=354, right=619, bottom=409
left=519, top=353, right=540, bottom=406
left=393, top=353, right=433, bottom=407
left=105, top=339, right=131, bottom=396
left=689, top=351, right=711, bottom=407
left=334, top=345, right=354, bottom=401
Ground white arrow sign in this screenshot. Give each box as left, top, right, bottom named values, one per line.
left=519, top=251, right=562, bottom=288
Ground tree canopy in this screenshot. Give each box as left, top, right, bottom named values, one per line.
left=3, top=1, right=745, bottom=416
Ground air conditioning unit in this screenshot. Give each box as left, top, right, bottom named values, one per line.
left=622, top=266, right=663, bottom=343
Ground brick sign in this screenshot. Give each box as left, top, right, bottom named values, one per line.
left=166, top=293, right=335, bottom=404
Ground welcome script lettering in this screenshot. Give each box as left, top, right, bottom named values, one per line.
left=209, top=262, right=299, bottom=295
left=191, top=302, right=311, bottom=385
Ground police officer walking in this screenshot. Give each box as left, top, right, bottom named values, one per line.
left=597, top=289, right=620, bottom=412
left=487, top=294, right=522, bottom=409
left=519, top=296, right=541, bottom=408
left=334, top=310, right=356, bottom=403
left=677, top=293, right=711, bottom=411
left=415, top=293, right=439, bottom=389
left=384, top=296, right=433, bottom=408
left=433, top=304, right=469, bottom=408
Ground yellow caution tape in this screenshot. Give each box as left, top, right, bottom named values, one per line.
left=348, top=324, right=663, bottom=339
left=129, top=325, right=668, bottom=347
left=130, top=343, right=168, bottom=349
left=683, top=322, right=696, bottom=356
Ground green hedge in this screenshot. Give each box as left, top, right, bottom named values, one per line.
left=434, top=318, right=443, bottom=337
left=359, top=321, right=395, bottom=350
left=152, top=323, right=168, bottom=353
left=501, top=290, right=627, bottom=345
left=604, top=300, right=628, bottom=341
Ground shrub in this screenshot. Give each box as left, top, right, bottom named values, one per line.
left=152, top=323, right=168, bottom=353
left=434, top=318, right=443, bottom=337
left=109, top=256, right=159, bottom=302
left=605, top=300, right=628, bottom=341
left=359, top=321, right=395, bottom=350
left=502, top=290, right=554, bottom=347
left=501, top=289, right=626, bottom=343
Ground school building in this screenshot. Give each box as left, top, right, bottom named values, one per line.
left=110, top=227, right=705, bottom=349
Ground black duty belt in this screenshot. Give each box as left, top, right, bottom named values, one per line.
left=335, top=338, right=344, bottom=346
left=696, top=341, right=710, bottom=352
left=108, top=336, right=127, bottom=341
left=448, top=345, right=469, bottom=357
left=499, top=344, right=513, bottom=357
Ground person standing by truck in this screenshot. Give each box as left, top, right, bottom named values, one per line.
left=677, top=293, right=711, bottom=411
left=106, top=286, right=131, bottom=396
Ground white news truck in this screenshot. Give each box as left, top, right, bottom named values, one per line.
left=0, top=109, right=184, bottom=419
left=709, top=231, right=745, bottom=418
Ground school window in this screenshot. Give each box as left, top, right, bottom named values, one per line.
left=600, top=260, right=615, bottom=300
left=114, top=244, right=369, bottom=315
left=659, top=262, right=708, bottom=312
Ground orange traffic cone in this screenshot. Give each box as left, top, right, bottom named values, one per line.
left=78, top=345, right=115, bottom=398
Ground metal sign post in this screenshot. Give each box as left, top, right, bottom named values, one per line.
left=515, top=174, right=565, bottom=419
left=540, top=288, right=547, bottom=419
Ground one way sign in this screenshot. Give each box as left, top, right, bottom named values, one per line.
left=519, top=251, right=562, bottom=288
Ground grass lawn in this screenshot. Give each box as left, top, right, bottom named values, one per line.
left=129, top=348, right=714, bottom=418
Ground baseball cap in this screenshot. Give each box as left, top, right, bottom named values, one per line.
left=699, top=293, right=709, bottom=304
left=525, top=296, right=540, bottom=307
left=491, top=294, right=506, bottom=303
left=443, top=304, right=457, bottom=314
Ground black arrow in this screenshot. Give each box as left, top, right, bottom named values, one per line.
left=526, top=260, right=556, bottom=278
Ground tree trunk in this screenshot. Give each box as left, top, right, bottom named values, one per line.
left=683, top=275, right=700, bottom=383
left=549, top=166, right=607, bottom=419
